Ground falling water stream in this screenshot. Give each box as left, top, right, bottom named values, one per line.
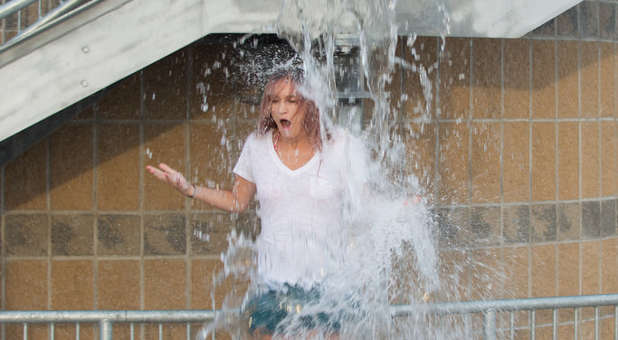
left=191, top=0, right=495, bottom=338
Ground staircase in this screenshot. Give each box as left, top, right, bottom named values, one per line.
left=0, top=0, right=582, bottom=143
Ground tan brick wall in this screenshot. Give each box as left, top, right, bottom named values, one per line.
left=0, top=28, right=617, bottom=340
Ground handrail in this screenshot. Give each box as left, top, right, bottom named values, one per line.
left=0, top=0, right=97, bottom=53
left=0, top=294, right=616, bottom=339
left=0, top=0, right=99, bottom=53
left=0, top=0, right=37, bottom=20
left=392, top=293, right=618, bottom=316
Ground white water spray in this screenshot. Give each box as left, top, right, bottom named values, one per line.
left=194, top=0, right=499, bottom=338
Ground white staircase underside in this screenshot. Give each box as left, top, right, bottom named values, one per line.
left=0, top=0, right=582, bottom=142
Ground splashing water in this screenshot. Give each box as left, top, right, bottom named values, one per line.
left=195, top=0, right=497, bottom=339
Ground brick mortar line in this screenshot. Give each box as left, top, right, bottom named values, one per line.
left=78, top=119, right=233, bottom=125
left=4, top=254, right=222, bottom=261
left=0, top=209, right=242, bottom=215
left=527, top=39, right=533, bottom=298
left=92, top=100, right=99, bottom=313
left=0, top=195, right=616, bottom=216
left=578, top=39, right=584, bottom=296
left=1, top=234, right=607, bottom=259
left=405, top=117, right=618, bottom=124
left=554, top=39, right=560, bottom=297
left=46, top=139, right=52, bottom=310
left=139, top=70, right=145, bottom=312
left=554, top=40, right=561, bottom=241
left=597, top=42, right=604, bottom=293
left=439, top=233, right=618, bottom=251
left=511, top=35, right=618, bottom=44
left=1, top=165, right=5, bottom=318
left=468, top=39, right=474, bottom=209
left=498, top=39, right=505, bottom=251
left=185, top=46, right=193, bottom=309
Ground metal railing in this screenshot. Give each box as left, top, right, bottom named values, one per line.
left=0, top=293, right=617, bottom=339
left=394, top=293, right=618, bottom=340
left=0, top=0, right=96, bottom=51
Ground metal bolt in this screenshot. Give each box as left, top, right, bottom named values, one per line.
left=81, top=46, right=90, bottom=54
left=81, top=80, right=89, bottom=88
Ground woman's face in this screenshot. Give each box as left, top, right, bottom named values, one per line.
left=269, top=79, right=306, bottom=139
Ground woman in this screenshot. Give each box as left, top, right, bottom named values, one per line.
left=147, top=69, right=367, bottom=338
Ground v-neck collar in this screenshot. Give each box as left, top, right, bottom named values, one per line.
left=268, top=130, right=318, bottom=175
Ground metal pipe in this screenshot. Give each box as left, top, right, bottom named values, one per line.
left=530, top=310, right=535, bottom=340
left=483, top=309, right=496, bottom=340
left=574, top=308, right=579, bottom=340
left=391, top=293, right=618, bottom=316
left=615, top=306, right=618, bottom=340
left=594, top=307, right=599, bottom=340
left=552, top=309, right=557, bottom=340
left=99, top=320, right=112, bottom=340
left=0, top=0, right=37, bottom=20
left=0, top=0, right=88, bottom=50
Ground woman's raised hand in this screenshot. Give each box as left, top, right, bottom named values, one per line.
left=146, top=163, right=194, bottom=197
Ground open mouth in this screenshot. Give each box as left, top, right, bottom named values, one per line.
left=279, top=119, right=291, bottom=128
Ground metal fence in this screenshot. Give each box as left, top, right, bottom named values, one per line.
left=0, top=293, right=617, bottom=340
left=0, top=0, right=96, bottom=51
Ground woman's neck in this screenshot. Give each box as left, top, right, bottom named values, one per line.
left=274, top=130, right=311, bottom=150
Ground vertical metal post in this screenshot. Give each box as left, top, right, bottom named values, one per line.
left=484, top=309, right=497, bottom=340
left=99, top=320, right=112, bottom=340
left=574, top=308, right=579, bottom=340
left=614, top=306, right=618, bottom=340
left=594, top=307, right=599, bottom=340
left=510, top=312, right=515, bottom=340
left=552, top=309, right=558, bottom=340
left=530, top=310, right=536, bottom=340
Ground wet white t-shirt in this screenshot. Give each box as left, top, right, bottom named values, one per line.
left=233, top=128, right=367, bottom=288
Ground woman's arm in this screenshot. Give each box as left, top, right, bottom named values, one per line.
left=146, top=163, right=256, bottom=213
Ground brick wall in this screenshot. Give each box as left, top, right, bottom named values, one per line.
left=0, top=1, right=617, bottom=338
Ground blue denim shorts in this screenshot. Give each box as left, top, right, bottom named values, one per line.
left=244, top=284, right=341, bottom=335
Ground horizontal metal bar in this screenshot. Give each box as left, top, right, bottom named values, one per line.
left=1, top=293, right=616, bottom=325
left=0, top=310, right=217, bottom=323
left=0, top=0, right=38, bottom=19
left=392, top=293, right=618, bottom=316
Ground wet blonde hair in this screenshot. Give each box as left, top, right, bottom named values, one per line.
left=257, top=70, right=328, bottom=150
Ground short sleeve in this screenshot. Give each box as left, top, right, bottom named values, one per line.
left=233, top=134, right=255, bottom=183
